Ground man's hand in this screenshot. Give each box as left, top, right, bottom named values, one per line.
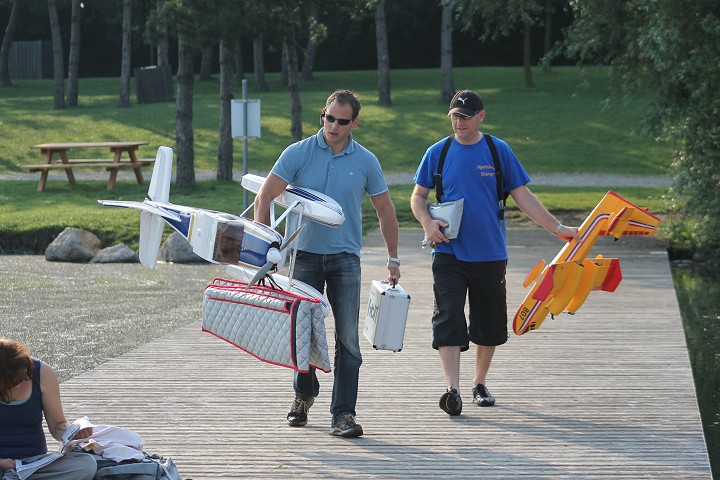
left=554, top=225, right=580, bottom=242
left=387, top=262, right=401, bottom=285
left=1, top=458, right=15, bottom=471
left=422, top=219, right=450, bottom=247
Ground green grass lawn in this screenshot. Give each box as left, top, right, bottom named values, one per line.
left=0, top=66, right=671, bottom=253
left=0, top=66, right=669, bottom=175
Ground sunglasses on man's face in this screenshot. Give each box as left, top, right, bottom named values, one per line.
left=322, top=113, right=353, bottom=126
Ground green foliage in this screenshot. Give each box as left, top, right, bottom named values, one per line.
left=453, top=0, right=544, bottom=39
left=561, top=0, right=720, bottom=251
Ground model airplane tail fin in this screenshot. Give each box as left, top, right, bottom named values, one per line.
left=148, top=146, right=173, bottom=202
left=139, top=211, right=164, bottom=269
left=565, top=256, right=622, bottom=313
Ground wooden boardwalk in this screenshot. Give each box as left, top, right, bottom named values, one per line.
left=49, top=228, right=711, bottom=479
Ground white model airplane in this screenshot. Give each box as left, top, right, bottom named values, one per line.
left=98, top=146, right=344, bottom=295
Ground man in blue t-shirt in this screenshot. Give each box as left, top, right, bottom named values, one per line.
left=254, top=90, right=401, bottom=437
left=410, top=89, right=577, bottom=416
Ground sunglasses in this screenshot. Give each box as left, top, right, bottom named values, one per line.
left=322, top=113, right=353, bottom=126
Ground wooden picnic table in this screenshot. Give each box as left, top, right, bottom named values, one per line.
left=24, top=141, right=154, bottom=192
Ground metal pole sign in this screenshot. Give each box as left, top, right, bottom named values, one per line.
left=231, top=79, right=261, bottom=209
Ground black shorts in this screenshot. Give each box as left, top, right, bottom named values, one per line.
left=431, top=253, right=508, bottom=349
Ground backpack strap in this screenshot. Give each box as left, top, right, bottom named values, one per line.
left=484, top=134, right=508, bottom=223
left=434, top=135, right=454, bottom=203
left=434, top=133, right=507, bottom=223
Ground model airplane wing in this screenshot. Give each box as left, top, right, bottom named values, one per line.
left=97, top=199, right=181, bottom=223
left=513, top=190, right=660, bottom=336
left=241, top=174, right=345, bottom=228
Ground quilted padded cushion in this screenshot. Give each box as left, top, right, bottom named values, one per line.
left=202, top=279, right=330, bottom=373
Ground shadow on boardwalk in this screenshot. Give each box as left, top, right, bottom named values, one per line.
left=0, top=227, right=711, bottom=479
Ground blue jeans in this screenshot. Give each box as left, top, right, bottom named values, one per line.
left=292, top=250, right=362, bottom=422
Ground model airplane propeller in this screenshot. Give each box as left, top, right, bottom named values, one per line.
left=513, top=190, right=661, bottom=336
left=98, top=146, right=344, bottom=296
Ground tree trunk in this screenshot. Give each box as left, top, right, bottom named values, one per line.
left=375, top=1, right=391, bottom=106
left=175, top=32, right=196, bottom=189
left=66, top=0, right=82, bottom=107
left=542, top=0, right=553, bottom=72
left=301, top=2, right=319, bottom=81
left=0, top=0, right=19, bottom=87
left=280, top=42, right=288, bottom=87
left=233, top=38, right=244, bottom=87
left=253, top=36, right=269, bottom=92
left=217, top=40, right=234, bottom=181
left=284, top=30, right=302, bottom=143
left=523, top=24, right=535, bottom=89
left=200, top=44, right=214, bottom=81
left=440, top=1, right=455, bottom=103
left=47, top=0, right=65, bottom=109
left=156, top=0, right=169, bottom=67
left=543, top=1, right=553, bottom=54
left=119, top=0, right=132, bottom=107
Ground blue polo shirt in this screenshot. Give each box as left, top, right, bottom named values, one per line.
left=414, top=135, right=531, bottom=262
left=271, top=129, right=388, bottom=256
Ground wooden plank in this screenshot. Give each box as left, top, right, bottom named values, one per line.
left=22, top=161, right=155, bottom=171
left=23, top=158, right=155, bottom=166
left=31, top=141, right=149, bottom=149
left=21, top=228, right=711, bottom=479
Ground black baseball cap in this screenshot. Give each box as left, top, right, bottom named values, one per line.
left=448, top=90, right=484, bottom=117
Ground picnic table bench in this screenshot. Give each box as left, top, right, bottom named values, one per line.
left=23, top=141, right=155, bottom=192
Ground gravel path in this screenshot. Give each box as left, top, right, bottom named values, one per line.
left=0, top=170, right=671, bottom=187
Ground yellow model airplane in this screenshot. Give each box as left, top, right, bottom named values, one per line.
left=513, top=190, right=660, bottom=336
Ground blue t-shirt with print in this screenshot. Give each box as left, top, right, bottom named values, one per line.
left=271, top=129, right=388, bottom=256
left=414, top=135, right=531, bottom=262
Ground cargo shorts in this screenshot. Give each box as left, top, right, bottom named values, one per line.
left=431, top=253, right=509, bottom=349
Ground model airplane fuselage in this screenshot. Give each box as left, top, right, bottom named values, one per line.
left=513, top=190, right=661, bottom=336
left=98, top=198, right=286, bottom=270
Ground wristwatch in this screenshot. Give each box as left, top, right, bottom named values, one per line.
left=387, top=257, right=400, bottom=266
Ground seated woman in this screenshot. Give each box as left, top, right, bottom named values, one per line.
left=0, top=337, right=96, bottom=480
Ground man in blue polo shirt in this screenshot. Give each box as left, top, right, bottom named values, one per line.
left=254, top=90, right=401, bottom=437
left=411, top=89, right=577, bottom=416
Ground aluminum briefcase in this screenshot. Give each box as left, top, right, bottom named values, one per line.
left=364, top=280, right=411, bottom=352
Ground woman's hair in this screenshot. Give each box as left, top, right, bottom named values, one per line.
left=0, top=337, right=34, bottom=403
